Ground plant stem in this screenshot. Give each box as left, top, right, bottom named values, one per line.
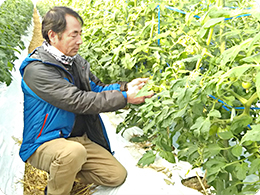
left=150, top=13, right=155, bottom=38
left=219, top=25, right=226, bottom=54
left=195, top=48, right=207, bottom=71
left=197, top=16, right=214, bottom=70
left=228, top=90, right=248, bottom=105
left=217, top=0, right=224, bottom=7
left=206, top=28, right=214, bottom=46
left=217, top=0, right=225, bottom=54
left=222, top=139, right=229, bottom=188
left=243, top=92, right=258, bottom=115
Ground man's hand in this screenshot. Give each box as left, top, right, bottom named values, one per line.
left=126, top=78, right=153, bottom=104
left=127, top=78, right=149, bottom=90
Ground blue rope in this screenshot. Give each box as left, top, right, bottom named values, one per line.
left=208, top=94, right=260, bottom=111
left=155, top=5, right=252, bottom=51
left=208, top=94, right=260, bottom=130
left=164, top=5, right=252, bottom=20
left=156, top=5, right=161, bottom=46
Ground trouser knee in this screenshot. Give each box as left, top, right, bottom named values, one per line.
left=108, top=165, right=127, bottom=187
left=58, top=141, right=87, bottom=171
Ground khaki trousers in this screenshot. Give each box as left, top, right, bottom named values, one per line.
left=27, top=134, right=127, bottom=195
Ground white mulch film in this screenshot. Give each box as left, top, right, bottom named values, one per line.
left=1, top=2, right=260, bottom=195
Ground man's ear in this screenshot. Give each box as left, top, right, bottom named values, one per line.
left=48, top=30, right=57, bottom=44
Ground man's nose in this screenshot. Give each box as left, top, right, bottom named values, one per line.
left=77, top=35, right=83, bottom=45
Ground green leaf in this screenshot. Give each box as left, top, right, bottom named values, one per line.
left=220, top=39, right=252, bottom=67
left=130, top=135, right=148, bottom=143
left=191, top=117, right=211, bottom=139
left=142, top=119, right=156, bottom=133
left=159, top=150, right=175, bottom=163
left=203, top=17, right=225, bottom=29
left=176, top=86, right=196, bottom=109
left=99, top=55, right=112, bottom=62
left=181, top=55, right=200, bottom=63
left=94, top=48, right=103, bottom=52
left=206, top=143, right=222, bottom=156
left=222, top=186, right=238, bottom=195
left=137, top=150, right=156, bottom=167
left=121, top=53, right=135, bottom=69
left=209, top=9, right=231, bottom=18
left=231, top=145, right=242, bottom=157
left=217, top=131, right=233, bottom=140
left=241, top=124, right=260, bottom=143
left=125, top=44, right=136, bottom=49
left=234, top=162, right=248, bottom=180
left=246, top=32, right=260, bottom=56
left=156, top=107, right=169, bottom=123
left=204, top=157, right=226, bottom=183
left=154, top=133, right=173, bottom=152
left=256, top=72, right=260, bottom=99
left=248, top=158, right=260, bottom=175
left=161, top=99, right=174, bottom=105
left=242, top=53, right=260, bottom=64
left=220, top=64, right=250, bottom=80
left=208, top=110, right=221, bottom=118
left=230, top=114, right=252, bottom=135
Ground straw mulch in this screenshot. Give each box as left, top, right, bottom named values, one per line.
left=20, top=7, right=96, bottom=195
left=21, top=162, right=96, bottom=195
left=28, top=7, right=44, bottom=54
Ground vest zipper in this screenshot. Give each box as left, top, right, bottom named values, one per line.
left=37, top=113, right=49, bottom=139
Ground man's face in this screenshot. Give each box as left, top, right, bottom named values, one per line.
left=51, top=14, right=83, bottom=56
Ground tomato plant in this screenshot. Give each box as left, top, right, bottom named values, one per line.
left=0, top=0, right=33, bottom=86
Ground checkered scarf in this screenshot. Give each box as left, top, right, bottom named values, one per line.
left=42, top=41, right=77, bottom=65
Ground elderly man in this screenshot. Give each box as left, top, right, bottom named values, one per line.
left=19, top=6, right=152, bottom=195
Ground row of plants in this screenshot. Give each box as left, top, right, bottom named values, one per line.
left=0, top=0, right=34, bottom=86
left=36, top=0, right=260, bottom=194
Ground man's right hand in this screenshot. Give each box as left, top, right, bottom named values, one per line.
left=126, top=78, right=153, bottom=104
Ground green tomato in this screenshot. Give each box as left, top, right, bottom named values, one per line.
left=242, top=81, right=252, bottom=89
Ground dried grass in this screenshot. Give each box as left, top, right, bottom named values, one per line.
left=28, top=7, right=44, bottom=54
left=20, top=163, right=96, bottom=195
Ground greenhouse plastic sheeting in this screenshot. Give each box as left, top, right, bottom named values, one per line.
left=0, top=19, right=33, bottom=195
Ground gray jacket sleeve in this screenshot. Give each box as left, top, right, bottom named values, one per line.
left=23, top=61, right=127, bottom=114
